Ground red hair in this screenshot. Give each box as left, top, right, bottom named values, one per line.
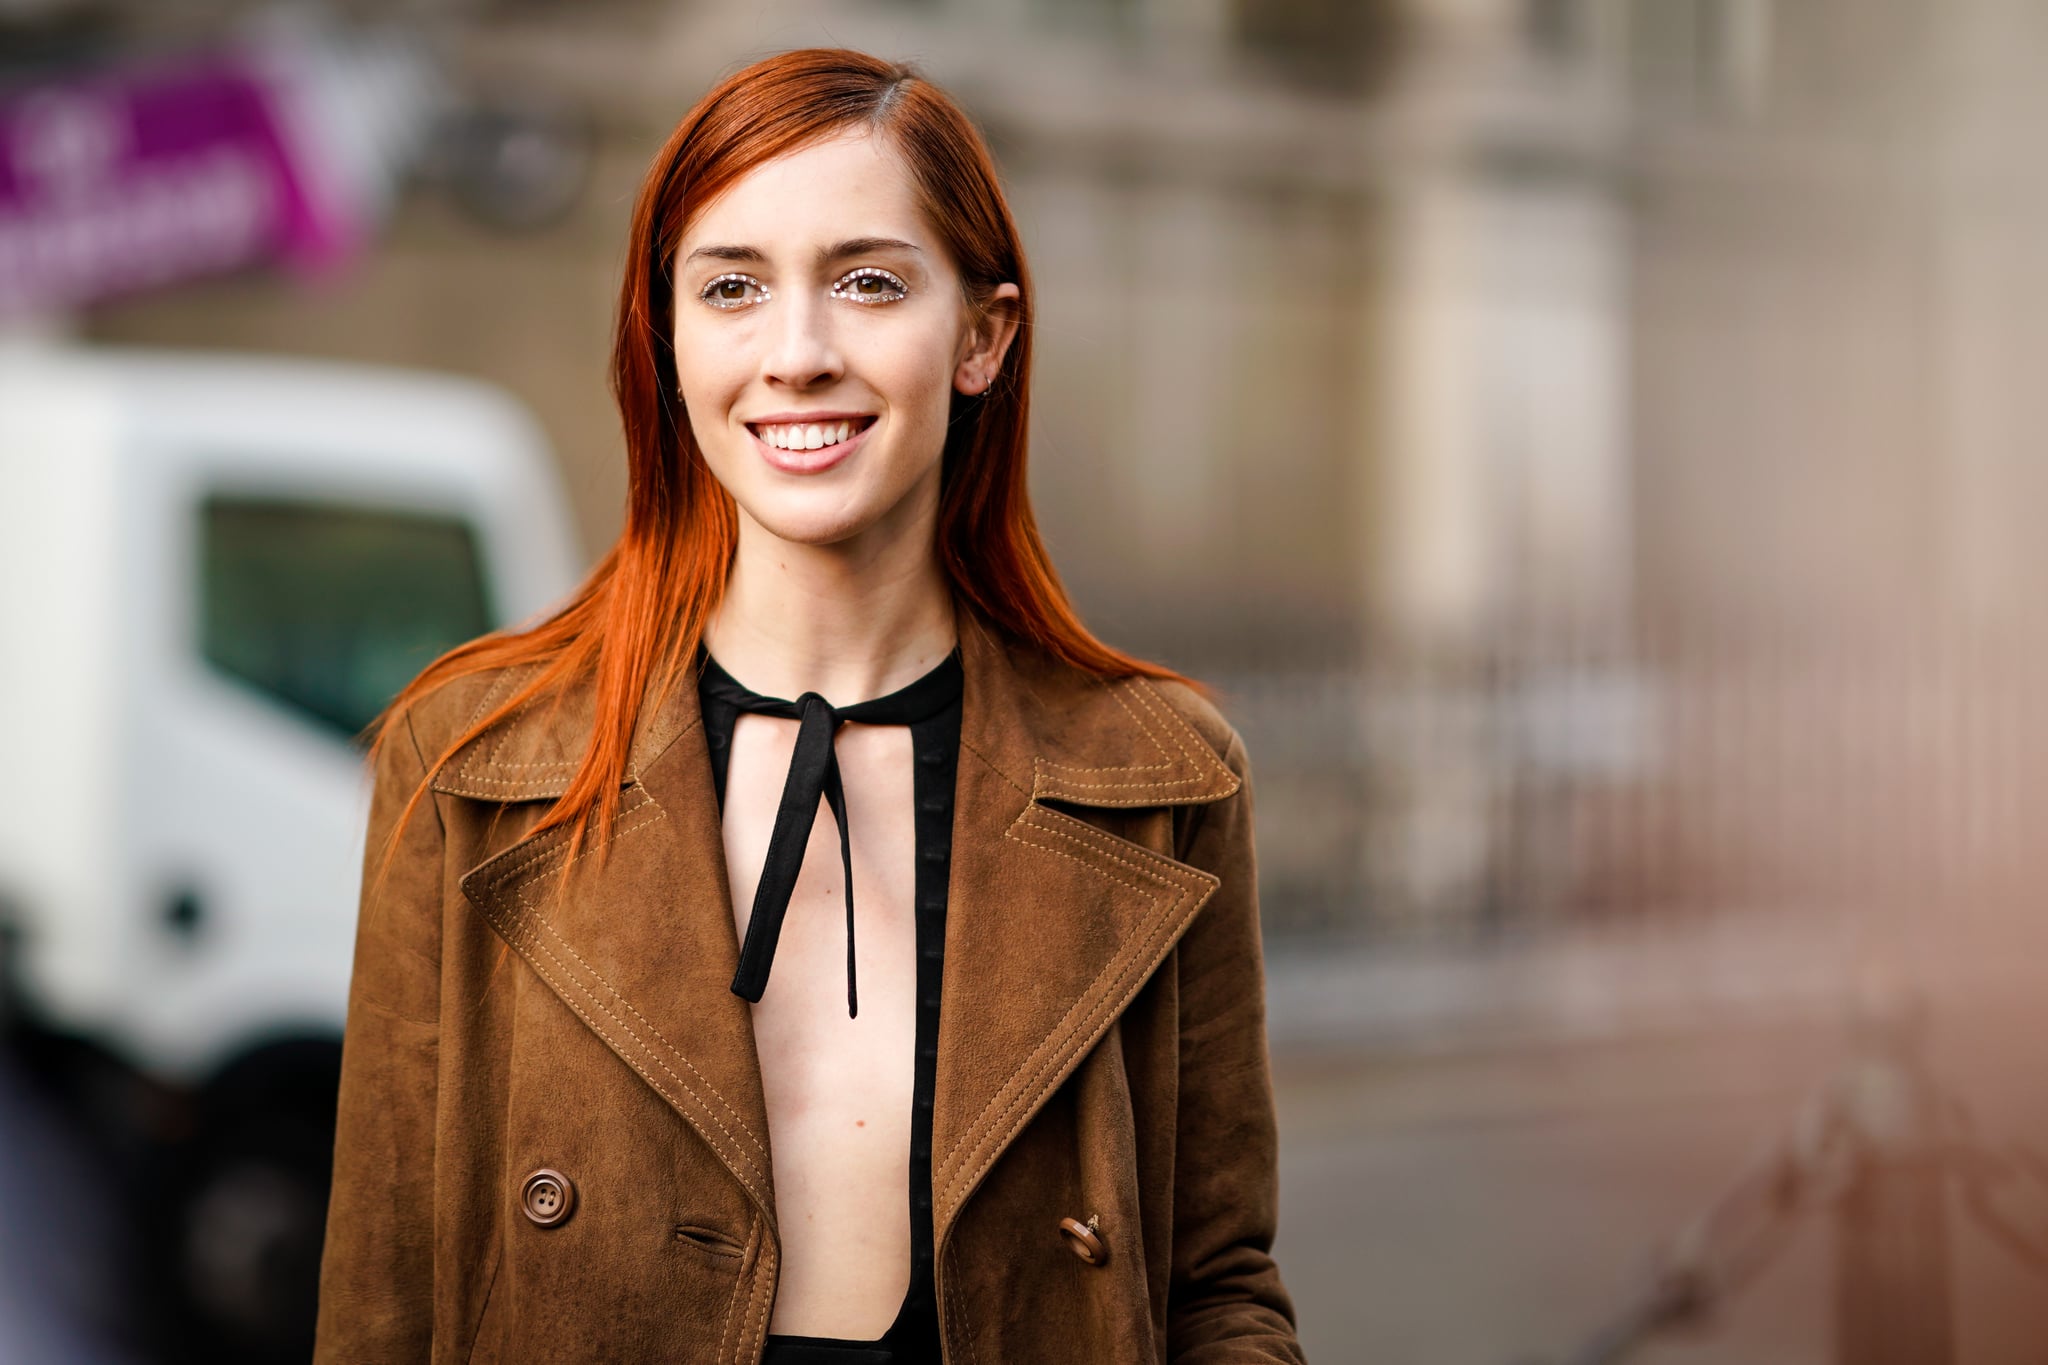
left=371, top=47, right=1187, bottom=864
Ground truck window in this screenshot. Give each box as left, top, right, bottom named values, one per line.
left=199, top=495, right=494, bottom=741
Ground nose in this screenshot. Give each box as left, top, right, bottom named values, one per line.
left=761, top=287, right=842, bottom=390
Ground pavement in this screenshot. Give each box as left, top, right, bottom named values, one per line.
left=1264, top=906, right=2048, bottom=1365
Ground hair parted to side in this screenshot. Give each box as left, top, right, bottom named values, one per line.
left=365, top=47, right=1189, bottom=874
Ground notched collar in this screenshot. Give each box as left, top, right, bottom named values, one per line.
left=428, top=609, right=1241, bottom=812
left=445, top=606, right=1245, bottom=1252
left=425, top=657, right=702, bottom=802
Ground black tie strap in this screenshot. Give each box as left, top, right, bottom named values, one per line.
left=699, top=648, right=964, bottom=1017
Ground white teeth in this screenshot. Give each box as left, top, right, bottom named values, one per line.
left=754, top=419, right=863, bottom=451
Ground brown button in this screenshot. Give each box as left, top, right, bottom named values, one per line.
left=521, top=1168, right=576, bottom=1227
left=1059, top=1215, right=1108, bottom=1266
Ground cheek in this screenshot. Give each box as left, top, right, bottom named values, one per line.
left=874, top=331, right=965, bottom=422
left=672, top=334, right=749, bottom=428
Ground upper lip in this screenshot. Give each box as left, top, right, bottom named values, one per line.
left=745, top=411, right=875, bottom=427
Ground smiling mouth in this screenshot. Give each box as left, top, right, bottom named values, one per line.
left=747, top=416, right=877, bottom=451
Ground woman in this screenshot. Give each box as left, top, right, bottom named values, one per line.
left=315, top=47, right=1304, bottom=1364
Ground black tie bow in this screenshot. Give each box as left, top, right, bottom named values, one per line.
left=699, top=649, right=963, bottom=1017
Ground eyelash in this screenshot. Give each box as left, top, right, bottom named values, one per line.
left=696, top=267, right=911, bottom=311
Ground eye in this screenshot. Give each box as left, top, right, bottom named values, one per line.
left=830, top=267, right=909, bottom=305
left=700, top=272, right=770, bottom=310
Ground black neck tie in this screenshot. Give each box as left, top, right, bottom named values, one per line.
left=699, top=648, right=964, bottom=1017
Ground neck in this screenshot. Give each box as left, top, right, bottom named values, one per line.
left=704, top=509, right=957, bottom=704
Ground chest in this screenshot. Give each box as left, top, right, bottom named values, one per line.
left=717, top=715, right=923, bottom=1106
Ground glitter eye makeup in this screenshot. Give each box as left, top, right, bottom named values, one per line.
left=830, top=267, right=910, bottom=305
left=700, top=272, right=770, bottom=309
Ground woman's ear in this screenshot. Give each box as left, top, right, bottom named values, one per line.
left=954, top=282, right=1023, bottom=395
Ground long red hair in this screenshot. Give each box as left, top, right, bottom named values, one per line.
left=371, top=47, right=1185, bottom=864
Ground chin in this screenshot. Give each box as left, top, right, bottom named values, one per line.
left=723, top=453, right=941, bottom=552
left=737, top=492, right=889, bottom=548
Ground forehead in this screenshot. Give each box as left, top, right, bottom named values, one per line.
left=678, top=130, right=929, bottom=255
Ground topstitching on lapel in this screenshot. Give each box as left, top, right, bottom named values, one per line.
left=441, top=664, right=779, bottom=1233
left=930, top=615, right=1241, bottom=1245
left=425, top=618, right=1245, bottom=1257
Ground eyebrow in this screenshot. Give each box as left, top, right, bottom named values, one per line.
left=680, top=236, right=924, bottom=270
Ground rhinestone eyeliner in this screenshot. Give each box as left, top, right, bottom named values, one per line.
left=701, top=272, right=769, bottom=309
left=830, top=267, right=909, bottom=304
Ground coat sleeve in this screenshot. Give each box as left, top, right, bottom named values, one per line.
left=315, top=707, right=444, bottom=1362
left=1166, top=726, right=1309, bottom=1363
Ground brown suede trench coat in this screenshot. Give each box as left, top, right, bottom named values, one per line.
left=314, top=607, right=1306, bottom=1363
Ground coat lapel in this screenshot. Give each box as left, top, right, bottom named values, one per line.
left=444, top=664, right=779, bottom=1232
left=436, top=608, right=1243, bottom=1252
left=931, top=614, right=1240, bottom=1244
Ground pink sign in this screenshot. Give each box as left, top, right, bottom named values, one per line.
left=0, top=51, right=361, bottom=318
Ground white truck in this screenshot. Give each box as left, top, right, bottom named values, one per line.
left=0, top=343, right=582, bottom=1360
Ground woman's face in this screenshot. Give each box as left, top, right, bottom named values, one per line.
left=670, top=130, right=1019, bottom=552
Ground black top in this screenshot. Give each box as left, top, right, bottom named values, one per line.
left=697, top=647, right=960, bottom=1365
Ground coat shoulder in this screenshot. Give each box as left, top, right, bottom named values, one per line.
left=1136, top=675, right=1246, bottom=778
left=988, top=619, right=1242, bottom=765
left=382, top=660, right=551, bottom=770
left=965, top=618, right=1241, bottom=807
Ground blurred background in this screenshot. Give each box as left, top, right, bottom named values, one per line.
left=2, top=0, right=2047, bottom=1362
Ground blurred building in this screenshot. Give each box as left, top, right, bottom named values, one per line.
left=9, top=0, right=2046, bottom=942
left=1617, top=0, right=2048, bottom=936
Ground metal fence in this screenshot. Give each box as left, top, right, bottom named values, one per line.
left=1223, top=623, right=2048, bottom=944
